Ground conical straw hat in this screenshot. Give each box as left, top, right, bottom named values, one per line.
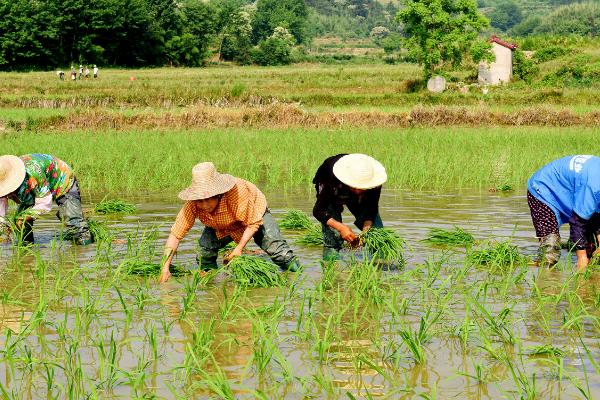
left=0, top=155, right=26, bottom=198
left=178, top=162, right=236, bottom=201
left=332, top=154, right=387, bottom=190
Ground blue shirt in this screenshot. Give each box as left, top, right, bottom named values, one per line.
left=528, top=155, right=600, bottom=225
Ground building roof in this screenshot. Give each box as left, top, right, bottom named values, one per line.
left=490, top=35, right=517, bottom=50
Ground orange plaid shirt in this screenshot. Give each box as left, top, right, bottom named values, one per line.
left=170, top=178, right=267, bottom=243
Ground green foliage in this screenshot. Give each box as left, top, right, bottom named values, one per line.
left=467, top=241, right=526, bottom=269
left=511, top=2, right=600, bottom=37
left=541, top=55, right=600, bottom=87
left=359, top=228, right=404, bottom=262
left=253, top=27, right=296, bottom=65
left=297, top=225, right=324, bottom=246
left=397, top=0, right=491, bottom=78
left=512, top=49, right=539, bottom=83
left=225, top=255, right=287, bottom=287
left=94, top=199, right=136, bottom=215
left=425, top=226, right=475, bottom=247
left=532, top=45, right=571, bottom=63
left=280, top=210, right=314, bottom=230
left=219, top=8, right=254, bottom=64
left=252, top=0, right=308, bottom=44
left=489, top=0, right=523, bottom=31
left=118, top=260, right=189, bottom=276
left=381, top=32, right=403, bottom=54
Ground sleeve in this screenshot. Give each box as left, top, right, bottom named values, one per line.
left=234, top=182, right=266, bottom=232
left=170, top=202, right=197, bottom=240
left=29, top=193, right=53, bottom=218
left=569, top=212, right=589, bottom=250
left=363, top=186, right=382, bottom=223
left=0, top=197, right=7, bottom=225
left=313, top=184, right=336, bottom=225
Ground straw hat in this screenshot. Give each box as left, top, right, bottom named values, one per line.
left=0, top=155, right=26, bottom=198
left=178, top=162, right=236, bottom=201
left=332, top=154, right=387, bottom=190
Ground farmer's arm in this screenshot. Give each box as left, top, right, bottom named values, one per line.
left=313, top=184, right=357, bottom=243
left=569, top=212, right=590, bottom=270
left=15, top=193, right=53, bottom=229
left=159, top=203, right=196, bottom=283
left=225, top=183, right=265, bottom=262
left=224, top=224, right=261, bottom=262
left=0, top=197, right=8, bottom=230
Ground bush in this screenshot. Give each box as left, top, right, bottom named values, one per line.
left=253, top=26, right=296, bottom=66
left=541, top=55, right=600, bottom=86
left=512, top=49, right=539, bottom=82
left=532, top=45, right=572, bottom=63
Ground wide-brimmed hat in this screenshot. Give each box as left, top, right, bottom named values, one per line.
left=332, top=154, right=387, bottom=190
left=0, top=155, right=26, bottom=197
left=178, top=162, right=236, bottom=201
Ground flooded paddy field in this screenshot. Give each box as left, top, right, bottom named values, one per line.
left=0, top=190, right=599, bottom=399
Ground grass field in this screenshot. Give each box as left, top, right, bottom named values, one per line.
left=2, top=126, right=600, bottom=193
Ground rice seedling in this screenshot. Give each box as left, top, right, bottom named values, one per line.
left=466, top=241, right=526, bottom=269
left=224, top=256, right=286, bottom=288
left=87, top=218, right=111, bottom=242
left=117, top=259, right=189, bottom=277
left=357, top=228, right=404, bottom=263
left=279, top=210, right=314, bottom=230
left=297, top=224, right=324, bottom=246
left=94, top=198, right=136, bottom=215
left=526, top=344, right=565, bottom=357
left=424, top=226, right=475, bottom=247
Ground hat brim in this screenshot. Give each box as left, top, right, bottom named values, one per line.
left=178, top=174, right=236, bottom=201
left=0, top=156, right=26, bottom=198
left=333, top=155, right=387, bottom=190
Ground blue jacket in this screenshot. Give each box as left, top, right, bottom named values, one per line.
left=528, top=155, right=600, bottom=226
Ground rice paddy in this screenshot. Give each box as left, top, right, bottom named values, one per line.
left=0, top=190, right=599, bottom=399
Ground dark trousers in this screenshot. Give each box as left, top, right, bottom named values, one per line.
left=321, top=203, right=383, bottom=259
left=197, top=210, right=297, bottom=270
left=17, top=178, right=90, bottom=244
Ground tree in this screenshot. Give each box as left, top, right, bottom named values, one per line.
left=253, top=26, right=296, bottom=65
left=220, top=10, right=254, bottom=63
left=489, top=0, right=522, bottom=32
left=252, top=0, right=308, bottom=44
left=397, top=0, right=491, bottom=79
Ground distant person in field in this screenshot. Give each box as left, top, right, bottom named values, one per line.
left=159, top=162, right=299, bottom=283
left=93, top=65, right=98, bottom=78
left=57, top=70, right=64, bottom=80
left=71, top=67, right=76, bottom=81
left=0, top=154, right=92, bottom=245
left=78, top=65, right=83, bottom=80
left=312, top=154, right=387, bottom=260
left=528, top=155, right=600, bottom=272
left=84, top=66, right=90, bottom=78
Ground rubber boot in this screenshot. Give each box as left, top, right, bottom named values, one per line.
left=538, top=233, right=561, bottom=267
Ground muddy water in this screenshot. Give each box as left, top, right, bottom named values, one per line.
left=0, top=189, right=599, bottom=399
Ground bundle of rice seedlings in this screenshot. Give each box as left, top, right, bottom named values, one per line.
left=94, top=198, right=136, bottom=215
left=218, top=241, right=237, bottom=254
left=358, top=228, right=404, bottom=262
left=118, top=259, right=189, bottom=276
left=87, top=218, right=111, bottom=242
left=297, top=224, right=323, bottom=246
left=467, top=241, right=526, bottom=268
left=225, top=255, right=286, bottom=288
left=425, top=226, right=475, bottom=247
left=280, top=210, right=314, bottom=230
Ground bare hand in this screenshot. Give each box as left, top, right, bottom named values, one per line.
left=224, top=247, right=243, bottom=264
left=338, top=224, right=358, bottom=244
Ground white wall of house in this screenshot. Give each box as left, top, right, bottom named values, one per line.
left=478, top=42, right=513, bottom=85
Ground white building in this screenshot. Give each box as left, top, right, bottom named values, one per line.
left=478, top=35, right=517, bottom=85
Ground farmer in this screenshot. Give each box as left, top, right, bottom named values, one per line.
left=57, top=70, right=65, bottom=80
left=159, top=162, right=299, bottom=283
left=70, top=67, right=76, bottom=81
left=84, top=66, right=90, bottom=78
left=78, top=65, right=83, bottom=80
left=93, top=65, right=98, bottom=78
left=0, top=154, right=92, bottom=245
left=312, top=153, right=387, bottom=260
left=528, top=155, right=600, bottom=271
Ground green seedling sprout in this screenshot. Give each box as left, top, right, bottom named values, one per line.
left=94, top=198, right=136, bottom=215
left=424, top=226, right=475, bottom=247
left=224, top=255, right=286, bottom=288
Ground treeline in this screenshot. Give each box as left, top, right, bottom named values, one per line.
left=0, top=0, right=308, bottom=70
left=480, top=0, right=600, bottom=35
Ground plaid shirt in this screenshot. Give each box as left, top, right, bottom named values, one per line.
left=170, top=178, right=267, bottom=242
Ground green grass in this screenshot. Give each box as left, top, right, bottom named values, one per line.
left=467, top=241, right=527, bottom=269
left=94, top=198, right=136, bottom=214
left=2, top=126, right=600, bottom=193
left=225, top=255, right=287, bottom=287
left=359, top=228, right=404, bottom=262
left=118, top=259, right=189, bottom=276
left=297, top=224, right=324, bottom=246
left=280, top=210, right=315, bottom=230
left=425, top=227, right=475, bottom=247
